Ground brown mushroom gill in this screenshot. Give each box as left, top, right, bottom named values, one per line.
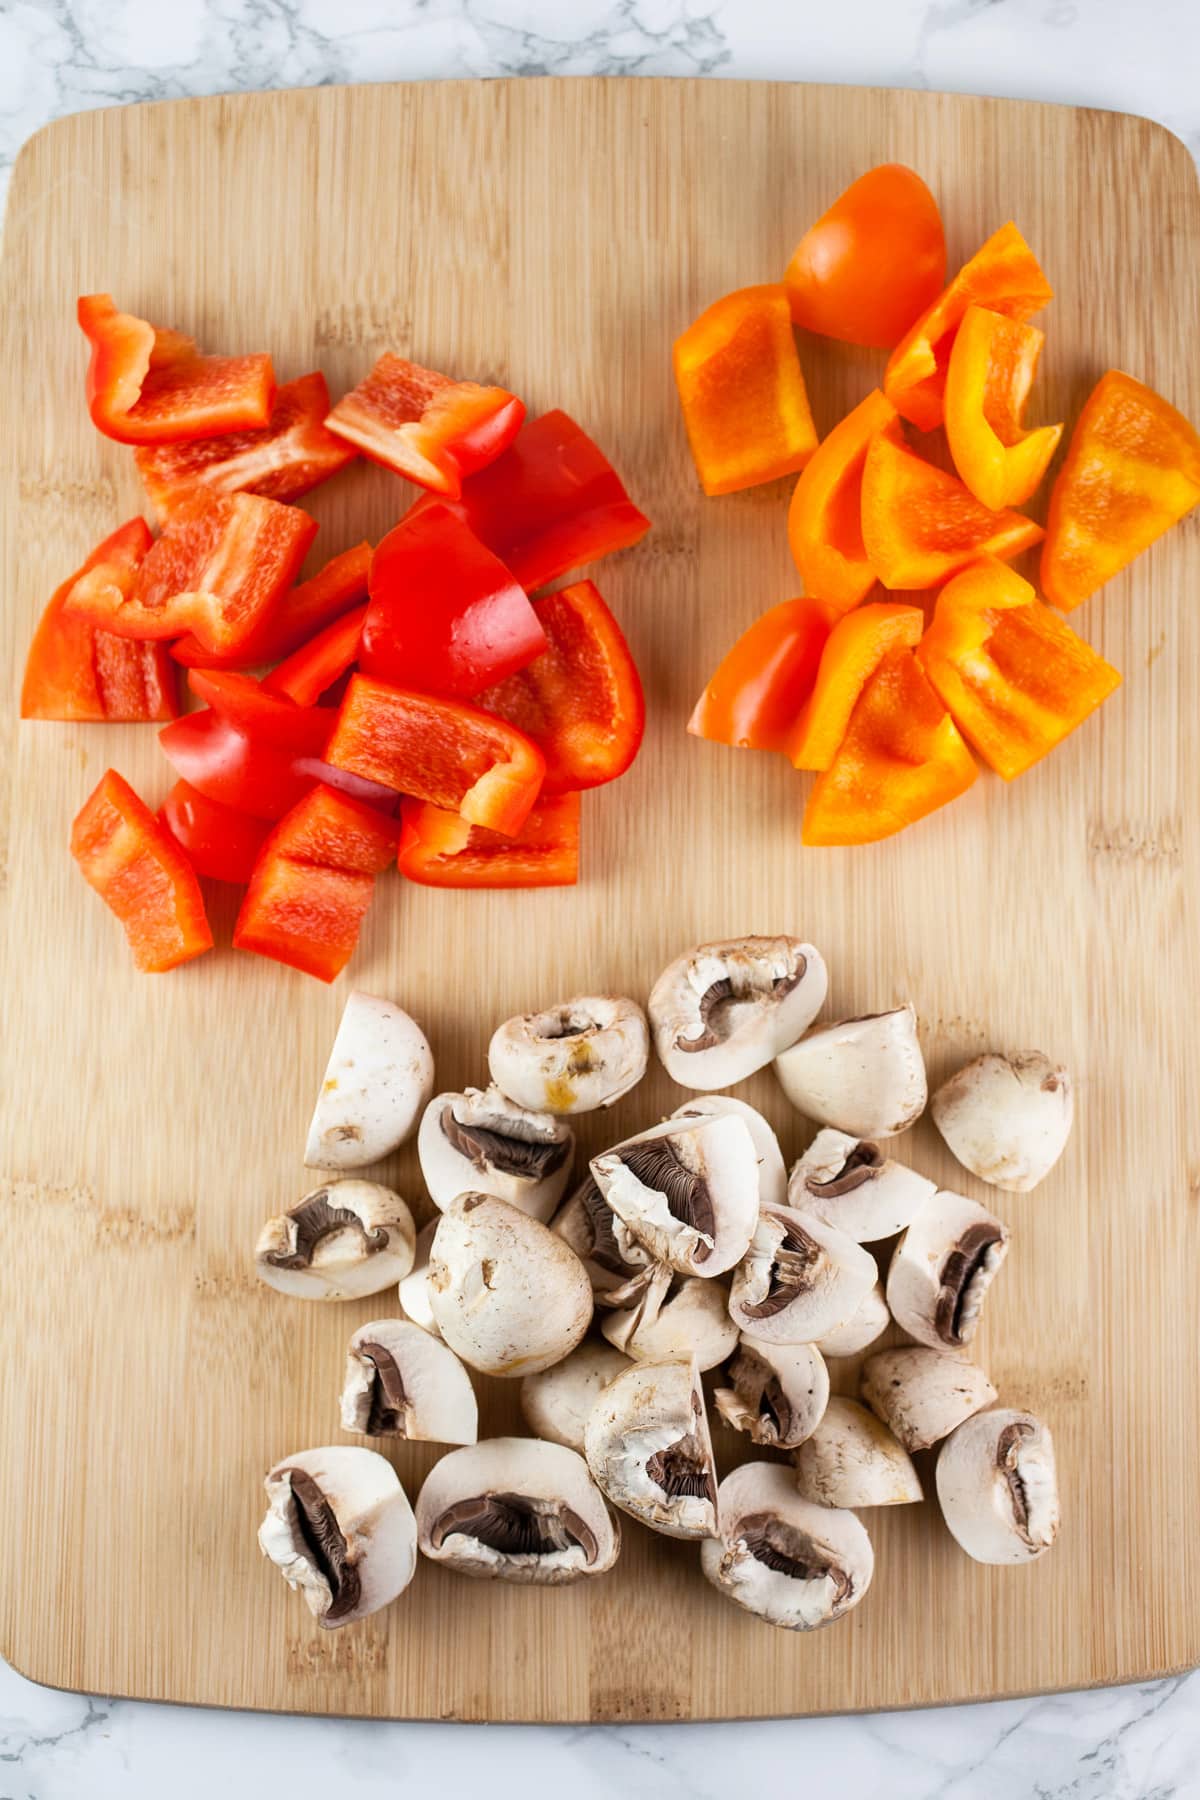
left=934, top=1222, right=1004, bottom=1344
left=430, top=1492, right=598, bottom=1562
left=677, top=964, right=804, bottom=1055
left=440, top=1109, right=570, bottom=1182
left=614, top=1141, right=715, bottom=1258
left=357, top=1344, right=409, bottom=1436
left=804, top=1142, right=884, bottom=1198
left=996, top=1420, right=1035, bottom=1533
left=284, top=1468, right=361, bottom=1623
left=264, top=1194, right=387, bottom=1270
left=575, top=1176, right=639, bottom=1276
left=645, top=1432, right=717, bottom=1507
left=730, top=1349, right=793, bottom=1439
left=739, top=1214, right=822, bottom=1319
left=738, top=1513, right=850, bottom=1597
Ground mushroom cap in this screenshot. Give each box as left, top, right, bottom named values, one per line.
left=487, top=995, right=649, bottom=1116
left=397, top=1219, right=442, bottom=1338
left=259, top=1445, right=416, bottom=1628
left=416, top=1437, right=620, bottom=1583
left=792, top=1397, right=923, bottom=1508
left=255, top=1180, right=417, bottom=1302
left=789, top=1128, right=936, bottom=1243
left=813, top=1281, right=891, bottom=1358
left=727, top=1203, right=877, bottom=1344
left=649, top=936, right=828, bottom=1090
left=304, top=991, right=434, bottom=1172
left=931, top=1051, right=1074, bottom=1194
left=701, top=1462, right=874, bottom=1631
left=670, top=1095, right=788, bottom=1209
left=936, top=1408, right=1060, bottom=1564
left=417, top=1085, right=574, bottom=1222
left=550, top=1174, right=654, bottom=1293
left=860, top=1346, right=998, bottom=1452
left=774, top=1005, right=927, bottom=1139
left=584, top=1356, right=718, bottom=1540
left=886, top=1189, right=1011, bottom=1352
left=714, top=1335, right=830, bottom=1450
left=340, top=1318, right=479, bottom=1445
left=590, top=1113, right=760, bottom=1278
left=428, top=1194, right=593, bottom=1377
left=603, top=1274, right=739, bottom=1371
left=519, top=1341, right=631, bottom=1450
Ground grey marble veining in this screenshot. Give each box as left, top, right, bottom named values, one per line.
left=1, top=1, right=1198, bottom=1795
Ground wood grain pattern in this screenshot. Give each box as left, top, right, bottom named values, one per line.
left=1, top=78, right=1198, bottom=1722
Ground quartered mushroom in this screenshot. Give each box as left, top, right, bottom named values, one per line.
left=774, top=1005, right=927, bottom=1139
left=398, top=1220, right=441, bottom=1338
left=727, top=1203, right=877, bottom=1344
left=519, top=1341, right=631, bottom=1451
left=584, top=1356, right=719, bottom=1540
left=416, top=1437, right=620, bottom=1583
left=714, top=1335, right=830, bottom=1450
left=936, top=1408, right=1060, bottom=1564
left=931, top=1051, right=1074, bottom=1193
left=701, top=1462, right=874, bottom=1632
left=487, top=996, right=649, bottom=1116
left=428, top=1194, right=593, bottom=1377
left=814, top=1281, right=890, bottom=1358
left=418, top=1085, right=574, bottom=1223
left=788, top=1128, right=936, bottom=1242
left=601, top=1274, right=739, bottom=1370
left=590, top=1113, right=760, bottom=1278
left=304, top=991, right=434, bottom=1172
left=258, top=1445, right=416, bottom=1629
left=860, top=1346, right=998, bottom=1453
left=886, top=1190, right=1011, bottom=1352
left=792, top=1397, right=923, bottom=1508
left=550, top=1173, right=654, bottom=1295
left=255, top=1180, right=416, bottom=1301
left=648, top=936, right=828, bottom=1090
left=670, top=1094, right=787, bottom=1209
left=340, top=1318, right=478, bottom=1445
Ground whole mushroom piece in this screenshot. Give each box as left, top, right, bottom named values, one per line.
left=255, top=1181, right=416, bottom=1301
left=590, top=1113, right=760, bottom=1278
left=860, top=1346, right=997, bottom=1453
left=487, top=996, right=649, bottom=1115
left=304, top=991, right=434, bottom=1171
left=727, top=1203, right=877, bottom=1344
left=792, top=1397, right=923, bottom=1508
left=418, top=1086, right=574, bottom=1223
left=936, top=1409, right=1060, bottom=1564
left=416, top=1437, right=620, bottom=1583
left=259, top=1445, right=416, bottom=1628
left=602, top=1273, right=738, bottom=1370
left=789, top=1128, right=936, bottom=1242
left=520, top=1342, right=631, bottom=1451
left=774, top=1005, right=927, bottom=1139
left=886, top=1190, right=1011, bottom=1352
left=714, top=1336, right=830, bottom=1450
left=584, top=1357, right=719, bottom=1540
left=648, top=936, right=828, bottom=1090
left=701, top=1462, right=874, bottom=1631
left=931, top=1051, right=1073, bottom=1193
left=670, top=1095, right=787, bottom=1209
left=340, top=1318, right=478, bottom=1445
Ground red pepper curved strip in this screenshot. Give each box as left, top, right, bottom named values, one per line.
left=70, top=769, right=213, bottom=971
left=860, top=428, right=1043, bottom=589
left=325, top=354, right=525, bottom=498
left=21, top=518, right=180, bottom=721
left=78, top=294, right=274, bottom=445
left=688, top=598, right=832, bottom=755
left=787, top=389, right=897, bottom=611
left=159, top=780, right=271, bottom=884
left=477, top=580, right=644, bottom=791
left=398, top=793, right=580, bottom=888
left=171, top=541, right=371, bottom=670
left=943, top=307, right=1062, bottom=510
left=264, top=604, right=367, bottom=706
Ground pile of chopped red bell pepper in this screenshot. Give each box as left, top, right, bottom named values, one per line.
left=677, top=164, right=1200, bottom=846
left=26, top=296, right=649, bottom=978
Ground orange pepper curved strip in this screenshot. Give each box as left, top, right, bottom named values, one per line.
left=689, top=598, right=834, bottom=754
left=860, top=429, right=1043, bottom=590
left=673, top=284, right=817, bottom=496
left=1040, top=370, right=1200, bottom=612
left=787, top=389, right=897, bottom=611
left=788, top=600, right=923, bottom=771
left=917, top=560, right=1121, bottom=780
left=802, top=649, right=977, bottom=846
left=944, top=307, right=1063, bottom=509
left=883, top=224, right=1053, bottom=432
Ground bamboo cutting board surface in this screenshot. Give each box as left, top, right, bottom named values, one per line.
left=1, top=78, right=1198, bottom=1722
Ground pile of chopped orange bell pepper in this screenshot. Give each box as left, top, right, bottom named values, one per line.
left=678, top=165, right=1200, bottom=845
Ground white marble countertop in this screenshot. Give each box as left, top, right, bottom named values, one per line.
left=2, top=2, right=1198, bottom=1795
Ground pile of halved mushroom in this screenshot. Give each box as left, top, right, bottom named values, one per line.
left=254, top=941, right=1069, bottom=1633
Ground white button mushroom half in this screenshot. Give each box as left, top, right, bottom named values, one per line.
left=340, top=1318, right=478, bottom=1445
left=931, top=1051, right=1073, bottom=1193
left=304, top=991, right=434, bottom=1172
left=255, top=1180, right=416, bottom=1301
left=701, top=1462, right=874, bottom=1631
left=774, top=1005, right=927, bottom=1139
left=584, top=1356, right=719, bottom=1540
left=487, top=995, right=649, bottom=1115
left=648, top=936, right=828, bottom=1090
left=788, top=1127, right=936, bottom=1241
left=416, top=1437, right=620, bottom=1583
left=418, top=1085, right=574, bottom=1222
left=936, top=1408, right=1060, bottom=1564
left=258, top=1445, right=416, bottom=1628
left=590, top=1113, right=760, bottom=1278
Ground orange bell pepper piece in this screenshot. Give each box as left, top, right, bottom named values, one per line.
left=71, top=769, right=213, bottom=971
left=1040, top=370, right=1200, bottom=611
left=860, top=429, right=1043, bottom=590
left=944, top=307, right=1063, bottom=509
left=802, top=649, right=977, bottom=846
left=674, top=284, right=818, bottom=496
left=883, top=224, right=1053, bottom=432
left=788, top=601, right=923, bottom=771
left=917, top=560, right=1121, bottom=780
left=787, top=389, right=897, bottom=611
left=688, top=598, right=834, bottom=754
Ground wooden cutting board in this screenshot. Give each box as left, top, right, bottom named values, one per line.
left=1, top=77, right=1198, bottom=1723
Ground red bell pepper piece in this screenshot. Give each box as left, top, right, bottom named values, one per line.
left=263, top=604, right=367, bottom=706
left=170, top=541, right=371, bottom=670
left=65, top=491, right=318, bottom=654
left=325, top=353, right=525, bottom=498
left=687, top=598, right=833, bottom=755
left=361, top=504, right=546, bottom=699
left=159, top=780, right=271, bottom=884
left=327, top=674, right=545, bottom=836
left=478, top=581, right=644, bottom=791
left=133, top=373, right=357, bottom=519
left=233, top=784, right=401, bottom=981
left=70, top=769, right=213, bottom=971
left=406, top=409, right=651, bottom=591
left=78, top=294, right=274, bottom=445
left=20, top=518, right=180, bottom=722
left=398, top=793, right=580, bottom=888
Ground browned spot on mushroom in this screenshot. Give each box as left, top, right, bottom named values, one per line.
left=645, top=1432, right=717, bottom=1508
left=441, top=1108, right=570, bottom=1182
left=615, top=1141, right=715, bottom=1259
left=996, top=1419, right=1035, bottom=1530
left=357, top=1343, right=409, bottom=1436
left=285, top=1469, right=361, bottom=1623
left=678, top=965, right=804, bottom=1055
left=934, top=1222, right=1004, bottom=1344
left=263, top=1193, right=387, bottom=1270
left=430, top=1493, right=598, bottom=1562
left=739, top=1214, right=822, bottom=1319
left=803, top=1141, right=884, bottom=1198
left=738, top=1512, right=850, bottom=1598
